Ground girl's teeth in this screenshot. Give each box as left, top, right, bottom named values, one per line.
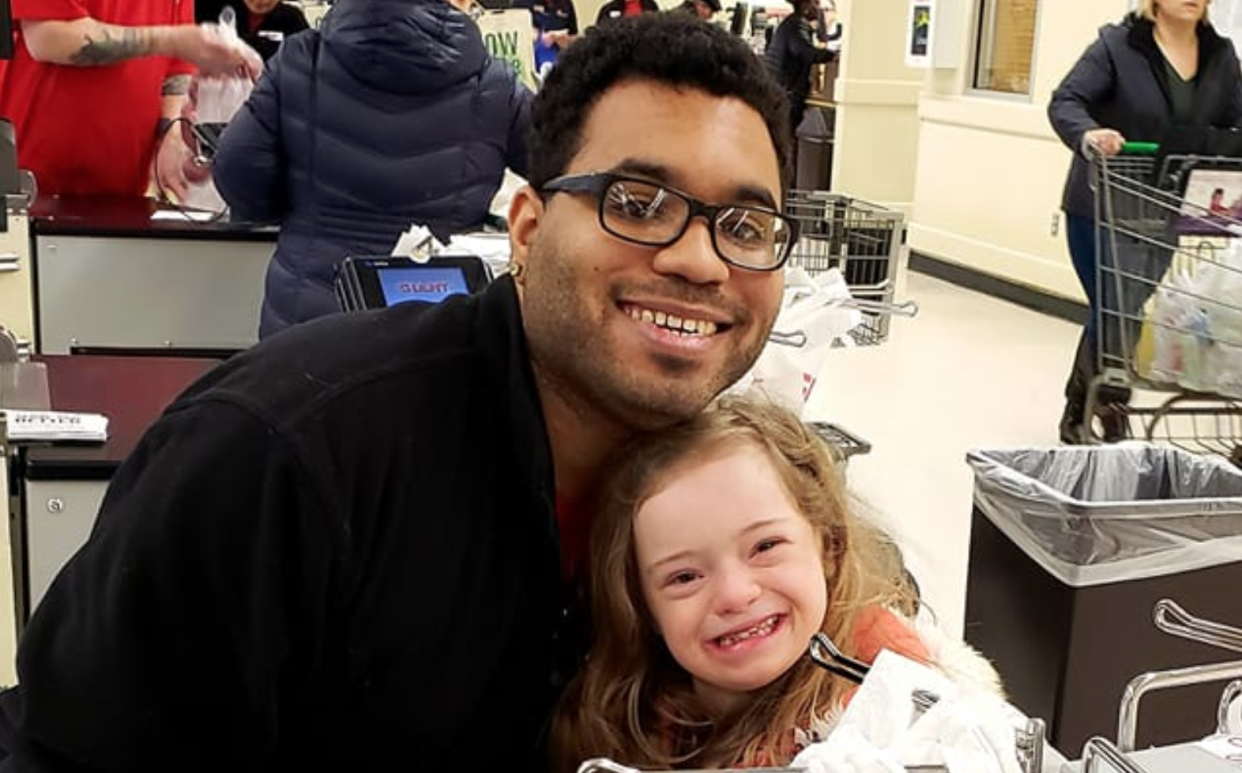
left=717, top=616, right=778, bottom=646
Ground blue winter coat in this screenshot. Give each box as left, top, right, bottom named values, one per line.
left=1048, top=13, right=1242, bottom=219
left=214, top=0, right=532, bottom=339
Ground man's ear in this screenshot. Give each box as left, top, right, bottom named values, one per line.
left=507, top=185, right=545, bottom=283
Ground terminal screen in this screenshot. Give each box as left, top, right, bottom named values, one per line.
left=377, top=266, right=471, bottom=306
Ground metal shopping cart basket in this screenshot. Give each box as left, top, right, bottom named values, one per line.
left=1076, top=599, right=1242, bottom=773
left=1085, top=147, right=1242, bottom=456
left=784, top=189, right=914, bottom=345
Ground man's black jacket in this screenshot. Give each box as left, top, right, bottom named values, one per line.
left=0, top=277, right=582, bottom=771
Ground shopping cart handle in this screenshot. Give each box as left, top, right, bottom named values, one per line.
left=1120, top=141, right=1160, bottom=155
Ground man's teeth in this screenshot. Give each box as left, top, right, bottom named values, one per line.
left=627, top=306, right=719, bottom=336
left=717, top=616, right=778, bottom=647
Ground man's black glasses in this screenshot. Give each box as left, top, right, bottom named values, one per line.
left=540, top=173, right=798, bottom=272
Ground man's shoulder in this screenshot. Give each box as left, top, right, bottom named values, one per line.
left=185, top=294, right=504, bottom=429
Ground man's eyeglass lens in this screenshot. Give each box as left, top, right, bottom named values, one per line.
left=601, top=179, right=792, bottom=270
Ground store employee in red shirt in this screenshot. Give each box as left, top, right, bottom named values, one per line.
left=595, top=0, right=658, bottom=24
left=0, top=0, right=261, bottom=198
left=196, top=0, right=311, bottom=62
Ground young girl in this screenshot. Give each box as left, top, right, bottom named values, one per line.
left=552, top=397, right=968, bottom=771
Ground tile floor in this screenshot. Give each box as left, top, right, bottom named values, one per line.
left=803, top=262, right=1081, bottom=637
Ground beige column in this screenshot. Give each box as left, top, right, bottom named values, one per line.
left=829, top=0, right=925, bottom=211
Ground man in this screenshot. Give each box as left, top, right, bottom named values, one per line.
left=0, top=12, right=793, bottom=772
left=676, top=0, right=721, bottom=20
left=0, top=0, right=261, bottom=198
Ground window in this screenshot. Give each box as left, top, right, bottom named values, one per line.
left=972, top=0, right=1038, bottom=95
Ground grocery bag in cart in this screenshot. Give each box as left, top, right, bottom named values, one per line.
left=735, top=266, right=862, bottom=414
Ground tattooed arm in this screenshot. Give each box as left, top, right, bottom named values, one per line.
left=160, top=73, right=192, bottom=124
left=21, top=18, right=261, bottom=77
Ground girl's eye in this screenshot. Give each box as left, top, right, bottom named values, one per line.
left=754, top=538, right=785, bottom=554
left=666, top=570, right=700, bottom=587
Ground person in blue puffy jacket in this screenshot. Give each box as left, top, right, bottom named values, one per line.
left=213, top=0, right=532, bottom=339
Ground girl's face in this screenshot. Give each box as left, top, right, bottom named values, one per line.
left=633, top=442, right=829, bottom=716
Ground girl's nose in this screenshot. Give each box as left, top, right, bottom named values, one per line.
left=713, top=565, right=762, bottom=614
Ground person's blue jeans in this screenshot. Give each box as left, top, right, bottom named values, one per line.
left=1066, top=213, right=1098, bottom=343
left=1065, top=211, right=1169, bottom=398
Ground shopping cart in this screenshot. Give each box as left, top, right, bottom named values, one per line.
left=1078, top=599, right=1242, bottom=773
left=784, top=189, right=915, bottom=345
left=1083, top=147, right=1242, bottom=455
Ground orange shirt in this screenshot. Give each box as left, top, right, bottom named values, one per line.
left=851, top=605, right=931, bottom=665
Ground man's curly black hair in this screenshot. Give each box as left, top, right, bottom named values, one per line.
left=527, top=13, right=792, bottom=192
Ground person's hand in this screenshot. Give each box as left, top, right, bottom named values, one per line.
left=172, top=24, right=262, bottom=80
left=155, top=92, right=212, bottom=202
left=541, top=30, right=569, bottom=48
left=155, top=122, right=196, bottom=202
left=1083, top=127, right=1126, bottom=156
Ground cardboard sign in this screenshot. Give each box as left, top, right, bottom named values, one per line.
left=477, top=10, right=537, bottom=90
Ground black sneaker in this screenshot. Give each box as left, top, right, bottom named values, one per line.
left=1097, top=403, right=1130, bottom=443
left=1059, top=402, right=1087, bottom=444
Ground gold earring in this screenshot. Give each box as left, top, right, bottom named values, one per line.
left=508, top=262, right=526, bottom=282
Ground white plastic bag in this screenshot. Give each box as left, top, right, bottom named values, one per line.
left=1144, top=238, right=1242, bottom=397
left=793, top=651, right=1029, bottom=773
left=733, top=267, right=862, bottom=414
left=181, top=8, right=256, bottom=212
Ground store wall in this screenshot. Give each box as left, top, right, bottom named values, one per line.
left=830, top=0, right=924, bottom=211
left=902, top=0, right=1129, bottom=300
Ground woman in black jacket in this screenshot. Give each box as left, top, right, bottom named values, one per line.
left=765, top=0, right=833, bottom=139
left=1048, top=0, right=1242, bottom=443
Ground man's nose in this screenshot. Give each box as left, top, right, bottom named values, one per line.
left=650, top=217, right=731, bottom=285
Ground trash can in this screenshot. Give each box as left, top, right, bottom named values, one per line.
left=795, top=105, right=834, bottom=191
left=963, top=445, right=1242, bottom=756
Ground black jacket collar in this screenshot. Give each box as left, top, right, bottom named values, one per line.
left=1125, top=12, right=1230, bottom=74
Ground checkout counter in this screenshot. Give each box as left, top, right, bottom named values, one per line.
left=1, top=354, right=217, bottom=634
left=30, top=195, right=275, bottom=355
